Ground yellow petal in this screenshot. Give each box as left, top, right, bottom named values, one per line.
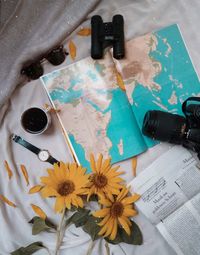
left=97, top=154, right=103, bottom=172
left=109, top=219, right=118, bottom=240
left=41, top=186, right=58, bottom=198
left=93, top=208, right=110, bottom=218
left=40, top=176, right=57, bottom=188
left=31, top=204, right=47, bottom=219
left=101, top=158, right=111, bottom=172
left=77, top=28, right=91, bottom=36
left=29, top=185, right=43, bottom=194
left=118, top=216, right=131, bottom=235
left=65, top=197, right=72, bottom=209
left=20, top=164, right=29, bottom=186
left=87, top=186, right=95, bottom=201
left=0, top=194, right=16, bottom=208
left=132, top=157, right=137, bottom=177
left=69, top=40, right=76, bottom=60
left=122, top=194, right=141, bottom=205
left=99, top=196, right=112, bottom=207
left=116, top=71, right=125, bottom=91
left=75, top=196, right=84, bottom=208
left=123, top=208, right=138, bottom=217
left=54, top=197, right=65, bottom=213
left=117, top=187, right=129, bottom=201
left=98, top=220, right=110, bottom=236
left=103, top=218, right=114, bottom=237
left=98, top=215, right=110, bottom=227
left=107, top=170, right=125, bottom=178
left=4, top=160, right=13, bottom=180
left=90, top=154, right=97, bottom=172
left=106, top=192, right=114, bottom=202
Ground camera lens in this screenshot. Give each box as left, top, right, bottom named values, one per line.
left=142, top=110, right=186, bottom=144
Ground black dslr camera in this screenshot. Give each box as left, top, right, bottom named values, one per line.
left=142, top=97, right=200, bottom=159
left=91, top=15, right=125, bottom=59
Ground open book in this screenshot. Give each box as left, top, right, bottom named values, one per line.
left=41, top=24, right=200, bottom=171
left=129, top=146, right=200, bottom=255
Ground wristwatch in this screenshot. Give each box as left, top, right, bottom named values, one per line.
left=11, top=134, right=59, bottom=165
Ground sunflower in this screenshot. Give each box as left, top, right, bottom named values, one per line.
left=87, top=154, right=125, bottom=200
left=40, top=162, right=89, bottom=213
left=93, top=187, right=140, bottom=240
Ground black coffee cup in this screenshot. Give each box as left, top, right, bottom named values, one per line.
left=21, top=107, right=51, bottom=134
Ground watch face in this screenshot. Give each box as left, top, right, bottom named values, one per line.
left=38, top=150, right=50, bottom=162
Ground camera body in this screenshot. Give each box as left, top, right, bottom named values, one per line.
left=91, top=15, right=125, bottom=59
left=142, top=97, right=200, bottom=158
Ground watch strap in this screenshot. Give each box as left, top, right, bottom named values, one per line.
left=47, top=155, right=59, bottom=165
left=12, top=134, right=41, bottom=155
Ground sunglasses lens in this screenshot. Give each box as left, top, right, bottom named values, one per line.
left=21, top=62, right=44, bottom=80
left=46, top=46, right=66, bottom=66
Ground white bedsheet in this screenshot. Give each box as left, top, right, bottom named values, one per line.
left=1, top=0, right=200, bottom=254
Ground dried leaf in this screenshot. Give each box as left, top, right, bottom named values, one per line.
left=116, top=72, right=126, bottom=91
left=11, top=242, right=45, bottom=255
left=68, top=40, right=76, bottom=60
left=4, top=160, right=13, bottom=180
left=132, top=157, right=137, bottom=177
left=31, top=204, right=47, bottom=220
left=77, top=28, right=91, bottom=36
left=29, top=185, right=43, bottom=194
left=0, top=194, right=16, bottom=208
left=20, top=164, right=29, bottom=186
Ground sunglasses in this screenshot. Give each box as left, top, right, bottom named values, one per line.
left=21, top=45, right=68, bottom=80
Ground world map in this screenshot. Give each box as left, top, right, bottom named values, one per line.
left=41, top=24, right=200, bottom=172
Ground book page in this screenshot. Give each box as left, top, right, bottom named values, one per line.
left=129, top=146, right=200, bottom=225
left=157, top=193, right=200, bottom=255
left=41, top=52, right=147, bottom=172
left=113, top=24, right=200, bottom=148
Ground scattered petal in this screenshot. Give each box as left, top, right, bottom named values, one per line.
left=116, top=72, right=126, bottom=91
left=20, top=164, right=29, bottom=186
left=4, top=160, right=13, bottom=180
left=68, top=40, right=76, bottom=60
left=31, top=204, right=47, bottom=220
left=77, top=28, right=91, bottom=36
left=0, top=194, right=16, bottom=208
left=132, top=157, right=137, bottom=177
left=29, top=185, right=43, bottom=194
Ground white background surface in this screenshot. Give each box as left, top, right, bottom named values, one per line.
left=0, top=0, right=200, bottom=254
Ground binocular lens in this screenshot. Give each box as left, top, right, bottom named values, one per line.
left=142, top=110, right=186, bottom=144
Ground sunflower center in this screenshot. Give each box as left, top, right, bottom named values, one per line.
left=110, top=202, right=124, bottom=217
left=57, top=181, right=75, bottom=196
left=93, top=174, right=108, bottom=188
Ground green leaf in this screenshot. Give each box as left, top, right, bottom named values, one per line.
left=11, top=242, right=44, bottom=255
left=29, top=216, right=56, bottom=235
left=106, top=220, right=143, bottom=245
left=65, top=208, right=90, bottom=228
left=71, top=208, right=90, bottom=227
left=83, top=215, right=101, bottom=241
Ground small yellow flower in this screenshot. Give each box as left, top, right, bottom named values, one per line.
left=40, top=162, right=89, bottom=213
left=93, top=187, right=140, bottom=240
left=87, top=154, right=125, bottom=200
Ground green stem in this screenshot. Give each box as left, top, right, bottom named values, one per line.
left=86, top=240, right=95, bottom=255
left=55, top=209, right=66, bottom=255
left=105, top=241, right=110, bottom=255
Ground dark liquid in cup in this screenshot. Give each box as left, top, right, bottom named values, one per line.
left=21, top=108, right=48, bottom=134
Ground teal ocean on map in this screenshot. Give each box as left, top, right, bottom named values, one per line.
left=41, top=24, right=200, bottom=172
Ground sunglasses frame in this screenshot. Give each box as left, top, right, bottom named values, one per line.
left=21, top=45, right=69, bottom=80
